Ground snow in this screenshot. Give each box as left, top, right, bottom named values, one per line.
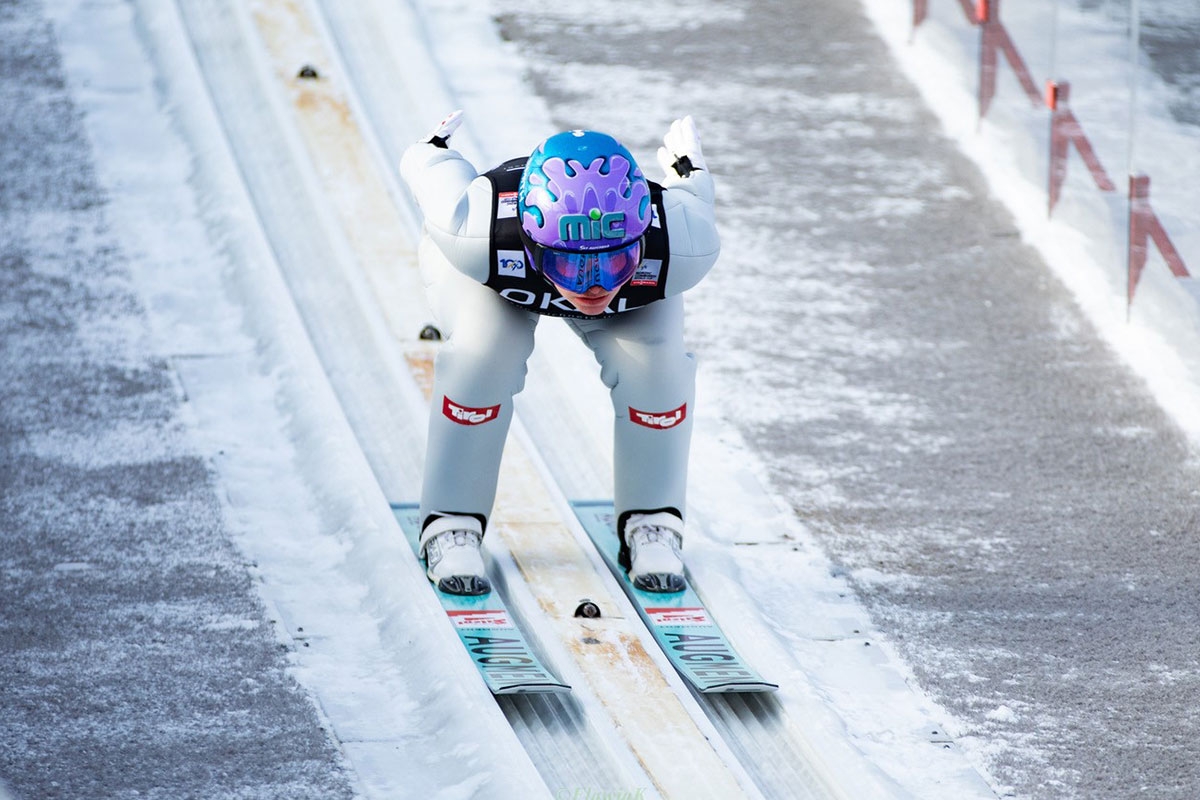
left=39, top=0, right=549, bottom=797
left=986, top=705, right=1018, bottom=723
left=861, top=0, right=1200, bottom=444
left=418, top=0, right=996, bottom=795
left=14, top=0, right=1199, bottom=796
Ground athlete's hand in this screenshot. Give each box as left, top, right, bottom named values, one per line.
left=657, top=115, right=707, bottom=178
left=422, top=109, right=464, bottom=149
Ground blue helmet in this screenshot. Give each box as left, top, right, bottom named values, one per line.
left=517, top=130, right=652, bottom=293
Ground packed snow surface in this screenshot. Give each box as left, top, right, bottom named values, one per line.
left=2, top=0, right=1198, bottom=798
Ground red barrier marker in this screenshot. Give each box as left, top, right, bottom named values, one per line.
left=1044, top=79, right=1058, bottom=111
left=915, top=0, right=1191, bottom=315
left=1047, top=81, right=1116, bottom=215
left=914, top=0, right=928, bottom=29
left=977, top=0, right=1043, bottom=118
left=913, top=0, right=980, bottom=30
left=1128, top=174, right=1190, bottom=307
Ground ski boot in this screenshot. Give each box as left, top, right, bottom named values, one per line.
left=626, top=511, right=686, bottom=593
left=420, top=515, right=491, bottom=596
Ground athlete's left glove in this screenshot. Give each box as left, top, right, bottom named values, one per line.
left=422, top=109, right=464, bottom=149
left=658, top=115, right=707, bottom=178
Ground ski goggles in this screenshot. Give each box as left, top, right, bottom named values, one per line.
left=522, top=236, right=644, bottom=294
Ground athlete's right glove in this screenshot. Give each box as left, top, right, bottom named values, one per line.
left=421, top=109, right=464, bottom=149
left=657, top=115, right=707, bottom=179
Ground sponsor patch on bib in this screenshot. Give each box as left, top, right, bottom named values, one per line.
left=497, top=190, right=519, bottom=219
left=497, top=248, right=526, bottom=278
left=631, top=258, right=663, bottom=287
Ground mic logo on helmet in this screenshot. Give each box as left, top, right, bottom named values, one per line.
left=559, top=208, right=626, bottom=243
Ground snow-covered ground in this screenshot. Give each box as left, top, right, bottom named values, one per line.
left=865, top=0, right=1200, bottom=442
left=2, top=0, right=1198, bottom=798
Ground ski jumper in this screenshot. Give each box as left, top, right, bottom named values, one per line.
left=400, top=140, right=720, bottom=544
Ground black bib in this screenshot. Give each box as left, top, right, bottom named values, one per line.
left=483, top=157, right=671, bottom=319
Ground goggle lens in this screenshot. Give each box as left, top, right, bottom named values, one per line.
left=531, top=238, right=643, bottom=294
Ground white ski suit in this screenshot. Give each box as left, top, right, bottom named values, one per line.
left=400, top=140, right=720, bottom=546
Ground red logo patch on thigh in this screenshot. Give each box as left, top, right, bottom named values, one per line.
left=443, top=396, right=501, bottom=425
left=628, top=403, right=687, bottom=430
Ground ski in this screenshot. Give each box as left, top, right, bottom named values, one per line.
left=391, top=502, right=571, bottom=695
left=571, top=500, right=778, bottom=694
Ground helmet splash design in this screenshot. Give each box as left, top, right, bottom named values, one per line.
left=519, top=130, right=652, bottom=252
